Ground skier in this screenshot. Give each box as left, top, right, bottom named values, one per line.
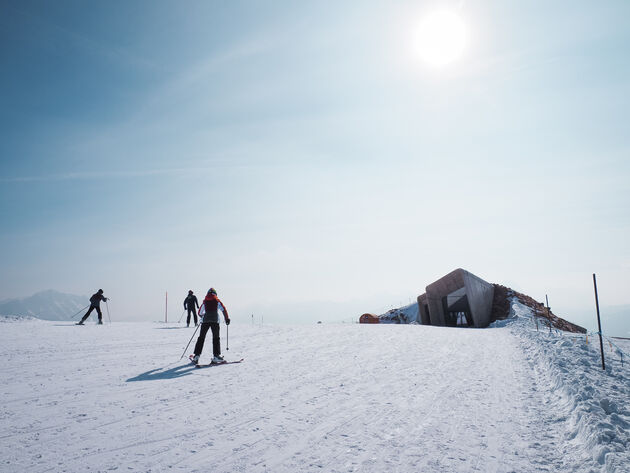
left=183, top=290, right=199, bottom=327
left=77, top=289, right=108, bottom=325
left=191, top=288, right=230, bottom=364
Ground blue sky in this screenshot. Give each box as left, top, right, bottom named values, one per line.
left=1, top=0, right=629, bottom=332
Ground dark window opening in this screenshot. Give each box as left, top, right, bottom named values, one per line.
left=442, top=293, right=474, bottom=327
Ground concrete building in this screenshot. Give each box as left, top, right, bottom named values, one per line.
left=417, top=268, right=495, bottom=328
left=417, top=293, right=431, bottom=325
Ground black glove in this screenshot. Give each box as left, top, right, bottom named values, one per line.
left=225, top=318, right=231, bottom=326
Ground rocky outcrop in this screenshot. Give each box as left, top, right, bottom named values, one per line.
left=491, top=284, right=586, bottom=333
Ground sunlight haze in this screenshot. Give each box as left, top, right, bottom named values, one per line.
left=414, top=9, right=467, bottom=67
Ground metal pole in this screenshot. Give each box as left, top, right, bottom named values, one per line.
left=70, top=304, right=90, bottom=319
left=180, top=323, right=201, bottom=360
left=592, top=274, right=606, bottom=370
left=546, top=295, right=552, bottom=333
left=178, top=309, right=186, bottom=324
left=226, top=323, right=229, bottom=351
left=105, top=301, right=112, bottom=324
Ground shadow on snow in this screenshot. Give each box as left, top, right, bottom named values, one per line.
left=126, top=363, right=196, bottom=382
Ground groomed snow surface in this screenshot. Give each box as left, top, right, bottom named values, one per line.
left=1, top=301, right=628, bottom=473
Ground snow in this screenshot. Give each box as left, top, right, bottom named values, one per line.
left=379, top=301, right=419, bottom=323
left=1, top=300, right=628, bottom=473
left=502, top=303, right=630, bottom=472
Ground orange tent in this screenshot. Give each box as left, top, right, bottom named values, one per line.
left=359, top=313, right=380, bottom=324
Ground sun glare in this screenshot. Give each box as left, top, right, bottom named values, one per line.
left=414, top=10, right=467, bottom=67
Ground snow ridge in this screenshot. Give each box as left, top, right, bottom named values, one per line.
left=0, top=314, right=38, bottom=323
left=504, top=300, right=630, bottom=472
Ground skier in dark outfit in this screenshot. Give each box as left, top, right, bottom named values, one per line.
left=77, top=289, right=108, bottom=325
left=183, top=290, right=199, bottom=327
left=191, top=288, right=230, bottom=364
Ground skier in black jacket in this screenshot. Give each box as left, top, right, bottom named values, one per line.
left=77, top=289, right=108, bottom=325
left=184, top=290, right=199, bottom=327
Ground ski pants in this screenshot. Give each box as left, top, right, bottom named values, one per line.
left=79, top=305, right=102, bottom=323
left=194, top=322, right=220, bottom=357
left=186, top=307, right=198, bottom=326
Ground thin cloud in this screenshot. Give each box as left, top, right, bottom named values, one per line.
left=0, top=165, right=225, bottom=183
left=0, top=154, right=282, bottom=182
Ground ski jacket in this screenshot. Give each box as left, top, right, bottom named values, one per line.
left=201, top=294, right=229, bottom=324
left=89, top=292, right=106, bottom=308
left=184, top=295, right=199, bottom=310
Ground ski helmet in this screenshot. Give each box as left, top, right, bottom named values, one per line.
left=208, top=288, right=217, bottom=295
left=188, top=290, right=193, bottom=295
left=98, top=289, right=103, bottom=294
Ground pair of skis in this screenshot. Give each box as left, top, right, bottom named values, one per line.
left=189, top=355, right=244, bottom=368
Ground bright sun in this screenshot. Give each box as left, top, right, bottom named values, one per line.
left=414, top=10, right=467, bottom=67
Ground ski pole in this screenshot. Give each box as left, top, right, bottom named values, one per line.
left=178, top=309, right=186, bottom=324
left=180, top=323, right=201, bottom=360
left=226, top=323, right=229, bottom=351
left=105, top=301, right=112, bottom=324
left=70, top=304, right=90, bottom=319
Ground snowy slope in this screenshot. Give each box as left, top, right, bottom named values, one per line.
left=0, top=290, right=87, bottom=321
left=0, top=302, right=628, bottom=473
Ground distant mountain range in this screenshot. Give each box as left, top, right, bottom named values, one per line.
left=0, top=290, right=88, bottom=321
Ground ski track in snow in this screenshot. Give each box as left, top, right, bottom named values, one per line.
left=0, top=304, right=628, bottom=473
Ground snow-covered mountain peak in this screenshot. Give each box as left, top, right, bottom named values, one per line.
left=0, top=290, right=87, bottom=320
